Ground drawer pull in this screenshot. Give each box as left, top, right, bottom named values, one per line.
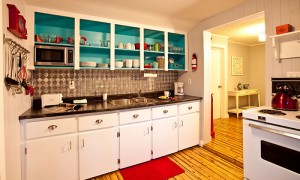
left=133, top=114, right=139, bottom=118
left=163, top=110, right=168, bottom=113
left=188, top=106, right=193, bottom=110
left=48, top=125, right=57, bottom=130
left=181, top=120, right=184, bottom=126
left=95, top=119, right=103, bottom=124
left=69, top=141, right=72, bottom=150
left=174, top=122, right=178, bottom=128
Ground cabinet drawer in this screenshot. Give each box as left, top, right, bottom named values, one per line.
left=120, top=109, right=151, bottom=125
left=152, top=105, right=177, bottom=119
left=179, top=101, right=199, bottom=115
left=25, top=118, right=76, bottom=139
left=78, top=113, right=118, bottom=131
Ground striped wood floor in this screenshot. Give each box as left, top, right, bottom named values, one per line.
left=203, top=116, right=243, bottom=168
left=89, top=117, right=244, bottom=180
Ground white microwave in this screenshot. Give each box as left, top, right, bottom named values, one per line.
left=35, top=45, right=74, bottom=66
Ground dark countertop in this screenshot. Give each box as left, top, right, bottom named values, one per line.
left=19, top=93, right=202, bottom=120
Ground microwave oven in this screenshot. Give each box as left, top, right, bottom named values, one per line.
left=35, top=45, right=74, bottom=66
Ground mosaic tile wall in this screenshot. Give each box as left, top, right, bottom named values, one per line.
left=33, top=69, right=178, bottom=98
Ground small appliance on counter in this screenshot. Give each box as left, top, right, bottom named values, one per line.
left=41, top=93, right=63, bottom=107
left=174, top=82, right=184, bottom=95
left=271, top=77, right=300, bottom=110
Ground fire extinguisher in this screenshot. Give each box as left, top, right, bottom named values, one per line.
left=192, top=53, right=197, bottom=70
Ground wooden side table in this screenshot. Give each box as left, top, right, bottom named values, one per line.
left=228, top=89, right=260, bottom=118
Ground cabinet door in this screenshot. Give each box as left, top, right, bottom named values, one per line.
left=120, top=122, right=151, bottom=168
left=25, top=134, right=78, bottom=180
left=178, top=113, right=200, bottom=150
left=152, top=117, right=178, bottom=159
left=79, top=127, right=119, bottom=180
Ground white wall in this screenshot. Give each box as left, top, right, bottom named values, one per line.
left=0, top=1, right=6, bottom=180
left=2, top=0, right=32, bottom=179
left=250, top=44, right=265, bottom=106
left=180, top=0, right=300, bottom=144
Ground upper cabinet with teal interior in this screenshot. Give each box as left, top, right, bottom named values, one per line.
left=144, top=29, right=164, bottom=70
left=114, top=24, right=140, bottom=69
left=80, top=19, right=111, bottom=68
left=168, top=32, right=185, bottom=70
left=34, top=12, right=74, bottom=46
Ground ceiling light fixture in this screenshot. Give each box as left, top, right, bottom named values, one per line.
left=258, top=33, right=266, bottom=42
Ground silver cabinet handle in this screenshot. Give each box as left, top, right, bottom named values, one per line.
left=188, top=106, right=192, bottom=110
left=249, top=123, right=300, bottom=140
left=181, top=120, right=183, bottom=126
left=69, top=141, right=72, bottom=150
left=48, top=125, right=57, bottom=130
left=82, top=139, right=85, bottom=148
left=133, top=114, right=139, bottom=118
left=95, top=119, right=103, bottom=124
left=174, top=122, right=178, bottom=128
left=163, top=110, right=168, bottom=113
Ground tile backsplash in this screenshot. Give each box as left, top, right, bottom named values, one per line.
left=33, top=69, right=178, bottom=98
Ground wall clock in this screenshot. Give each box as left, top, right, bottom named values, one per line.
left=7, top=4, right=27, bottom=39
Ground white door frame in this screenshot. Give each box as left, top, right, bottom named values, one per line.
left=211, top=44, right=229, bottom=119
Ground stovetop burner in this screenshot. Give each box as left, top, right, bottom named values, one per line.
left=258, top=109, right=286, bottom=115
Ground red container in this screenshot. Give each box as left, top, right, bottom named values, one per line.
left=135, top=43, right=148, bottom=50
left=276, top=24, right=292, bottom=35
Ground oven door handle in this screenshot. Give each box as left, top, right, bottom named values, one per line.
left=249, top=123, right=300, bottom=140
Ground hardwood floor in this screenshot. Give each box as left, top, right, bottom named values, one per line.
left=203, top=116, right=243, bottom=168
left=90, top=116, right=244, bottom=180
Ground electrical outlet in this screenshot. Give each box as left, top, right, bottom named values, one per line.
left=69, top=80, right=75, bottom=89
left=188, top=79, right=192, bottom=85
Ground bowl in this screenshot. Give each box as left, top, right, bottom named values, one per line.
left=97, top=63, right=109, bottom=68
left=115, top=61, right=123, bottom=68
left=135, top=43, right=148, bottom=50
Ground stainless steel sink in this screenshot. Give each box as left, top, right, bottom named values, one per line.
left=132, top=97, right=156, bottom=104
left=110, top=97, right=156, bottom=106
left=110, top=99, right=133, bottom=106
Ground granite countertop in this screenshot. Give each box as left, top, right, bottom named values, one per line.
left=19, top=93, right=202, bottom=120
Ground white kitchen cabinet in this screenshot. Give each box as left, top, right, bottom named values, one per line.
left=25, top=134, right=78, bottom=180
left=79, top=127, right=119, bottom=180
left=152, top=117, right=178, bottom=159
left=178, top=112, right=200, bottom=150
left=119, top=121, right=151, bottom=168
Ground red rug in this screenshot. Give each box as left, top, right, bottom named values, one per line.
left=120, top=157, right=184, bottom=180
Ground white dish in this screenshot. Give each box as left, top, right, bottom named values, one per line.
left=80, top=61, right=96, bottom=67
left=115, top=61, right=123, bottom=68
left=97, top=63, right=109, bottom=68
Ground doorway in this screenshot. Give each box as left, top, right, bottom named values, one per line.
left=206, top=12, right=265, bottom=120
left=211, top=47, right=227, bottom=119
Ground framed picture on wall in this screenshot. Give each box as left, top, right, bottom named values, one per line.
left=231, top=56, right=243, bottom=76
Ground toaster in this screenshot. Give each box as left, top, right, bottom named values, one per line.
left=41, top=93, right=63, bottom=107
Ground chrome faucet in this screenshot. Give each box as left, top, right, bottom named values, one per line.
left=137, top=90, right=142, bottom=97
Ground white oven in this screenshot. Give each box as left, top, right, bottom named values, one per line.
left=243, top=117, right=300, bottom=180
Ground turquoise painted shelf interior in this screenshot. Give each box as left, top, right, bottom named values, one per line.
left=115, top=50, right=140, bottom=61
left=80, top=19, right=110, bottom=46
left=115, top=24, right=140, bottom=45
left=168, top=32, right=184, bottom=48
left=80, top=47, right=110, bottom=64
left=80, top=19, right=111, bottom=65
left=168, top=32, right=185, bottom=70
left=144, top=29, right=164, bottom=67
left=144, top=29, right=164, bottom=48
left=35, top=12, right=74, bottom=45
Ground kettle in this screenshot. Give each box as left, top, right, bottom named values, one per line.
left=271, top=83, right=299, bottom=110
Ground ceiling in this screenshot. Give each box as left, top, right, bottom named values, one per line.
left=211, top=16, right=266, bottom=45
left=25, top=0, right=248, bottom=31
left=25, top=0, right=263, bottom=44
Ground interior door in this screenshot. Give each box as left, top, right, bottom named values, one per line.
left=211, top=48, right=221, bottom=119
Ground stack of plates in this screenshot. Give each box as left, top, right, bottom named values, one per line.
left=97, top=63, right=109, bottom=68
left=80, top=61, right=97, bottom=67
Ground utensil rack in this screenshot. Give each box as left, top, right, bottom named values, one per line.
left=3, top=34, right=30, bottom=57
